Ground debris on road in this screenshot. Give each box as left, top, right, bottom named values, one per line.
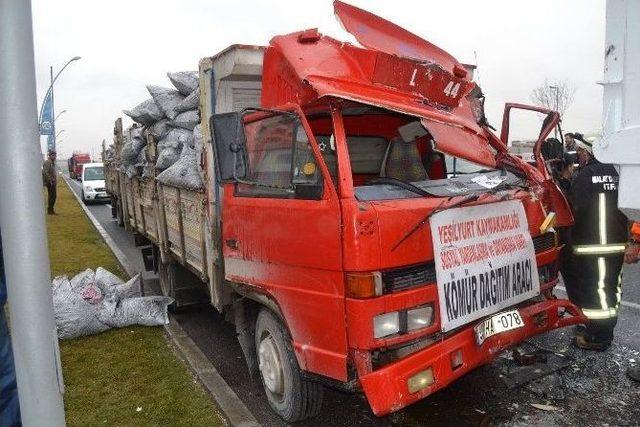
left=501, top=347, right=573, bottom=389
left=530, top=403, right=560, bottom=411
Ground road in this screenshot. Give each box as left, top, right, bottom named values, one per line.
left=66, top=174, right=640, bottom=426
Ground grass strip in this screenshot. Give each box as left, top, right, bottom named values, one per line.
left=47, top=178, right=222, bottom=426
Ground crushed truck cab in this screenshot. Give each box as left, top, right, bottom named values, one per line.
left=108, top=1, right=585, bottom=421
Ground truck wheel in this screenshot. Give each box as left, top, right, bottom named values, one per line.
left=255, top=309, right=323, bottom=422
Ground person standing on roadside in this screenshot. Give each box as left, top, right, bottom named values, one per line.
left=42, top=150, right=57, bottom=215
left=0, top=231, right=21, bottom=426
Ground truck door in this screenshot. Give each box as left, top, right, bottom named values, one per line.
left=211, top=108, right=348, bottom=380
left=500, top=103, right=573, bottom=227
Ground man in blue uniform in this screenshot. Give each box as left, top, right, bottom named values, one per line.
left=0, top=231, right=21, bottom=426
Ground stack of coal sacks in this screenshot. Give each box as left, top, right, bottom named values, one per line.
left=121, top=72, right=203, bottom=189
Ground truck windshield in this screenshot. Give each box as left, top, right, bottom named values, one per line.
left=445, top=155, right=494, bottom=177
left=84, top=167, right=104, bottom=181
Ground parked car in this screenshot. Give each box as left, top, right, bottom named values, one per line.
left=81, top=162, right=108, bottom=203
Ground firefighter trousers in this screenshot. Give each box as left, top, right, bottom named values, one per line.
left=560, top=252, right=623, bottom=343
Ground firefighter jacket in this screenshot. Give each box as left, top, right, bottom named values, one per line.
left=567, top=159, right=628, bottom=256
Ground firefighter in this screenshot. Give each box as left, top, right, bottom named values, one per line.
left=560, top=138, right=630, bottom=350
left=42, top=150, right=57, bottom=215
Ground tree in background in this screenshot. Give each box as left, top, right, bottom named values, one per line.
left=530, top=79, right=576, bottom=119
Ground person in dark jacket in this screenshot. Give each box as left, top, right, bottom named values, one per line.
left=560, top=139, right=631, bottom=350
left=0, top=231, right=21, bottom=426
left=564, top=132, right=577, bottom=152
left=42, top=150, right=57, bottom=215
left=555, top=152, right=575, bottom=195
left=541, top=137, right=564, bottom=178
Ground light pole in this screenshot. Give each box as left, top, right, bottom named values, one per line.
left=55, top=129, right=65, bottom=139
left=54, top=109, right=67, bottom=122
left=0, top=0, right=66, bottom=425
left=549, top=85, right=559, bottom=137
left=38, top=56, right=81, bottom=153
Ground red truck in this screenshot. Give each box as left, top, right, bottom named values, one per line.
left=107, top=1, right=586, bottom=421
left=68, top=152, right=91, bottom=180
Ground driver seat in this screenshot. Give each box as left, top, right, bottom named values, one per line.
left=381, top=137, right=428, bottom=182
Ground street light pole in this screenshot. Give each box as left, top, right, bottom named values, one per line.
left=0, top=0, right=66, bottom=426
left=54, top=109, right=67, bottom=122
left=38, top=56, right=81, bottom=153
left=55, top=129, right=65, bottom=139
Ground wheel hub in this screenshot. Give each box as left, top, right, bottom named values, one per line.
left=258, top=334, right=284, bottom=395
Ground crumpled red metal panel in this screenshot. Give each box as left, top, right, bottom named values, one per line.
left=303, top=75, right=495, bottom=167
left=334, top=0, right=462, bottom=75
left=421, top=119, right=497, bottom=168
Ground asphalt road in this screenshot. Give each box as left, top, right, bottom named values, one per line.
left=65, top=174, right=640, bottom=426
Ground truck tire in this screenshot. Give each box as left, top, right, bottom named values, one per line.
left=255, top=309, right=323, bottom=422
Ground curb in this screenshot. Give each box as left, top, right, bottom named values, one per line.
left=62, top=175, right=260, bottom=427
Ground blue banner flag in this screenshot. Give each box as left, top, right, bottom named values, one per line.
left=40, top=91, right=54, bottom=135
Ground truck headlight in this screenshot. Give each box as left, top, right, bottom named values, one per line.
left=84, top=186, right=93, bottom=192
left=407, top=305, right=434, bottom=331
left=373, top=311, right=399, bottom=339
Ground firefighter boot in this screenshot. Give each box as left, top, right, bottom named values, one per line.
left=573, top=320, right=615, bottom=351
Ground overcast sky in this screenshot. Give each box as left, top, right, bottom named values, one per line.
left=32, top=0, right=606, bottom=158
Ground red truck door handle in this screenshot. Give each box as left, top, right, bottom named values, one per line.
left=225, top=239, right=238, bottom=250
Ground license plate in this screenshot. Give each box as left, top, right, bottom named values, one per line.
left=474, top=309, right=525, bottom=345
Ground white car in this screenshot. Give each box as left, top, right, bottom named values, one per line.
left=81, top=162, right=108, bottom=203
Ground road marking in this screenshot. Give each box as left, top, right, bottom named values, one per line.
left=556, top=285, right=640, bottom=311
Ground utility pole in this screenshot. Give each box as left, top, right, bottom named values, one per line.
left=50, top=65, right=56, bottom=152
left=0, top=1, right=66, bottom=426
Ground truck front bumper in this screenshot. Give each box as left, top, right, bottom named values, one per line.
left=357, top=298, right=586, bottom=416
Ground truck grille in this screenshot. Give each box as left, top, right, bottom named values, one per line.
left=382, top=263, right=436, bottom=293
left=95, top=187, right=106, bottom=192
left=533, top=232, right=556, bottom=253
left=382, top=233, right=556, bottom=294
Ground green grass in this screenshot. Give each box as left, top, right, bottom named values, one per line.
left=46, top=180, right=123, bottom=278
left=47, top=178, right=222, bottom=427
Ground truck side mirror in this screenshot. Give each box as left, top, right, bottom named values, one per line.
left=210, top=112, right=248, bottom=182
